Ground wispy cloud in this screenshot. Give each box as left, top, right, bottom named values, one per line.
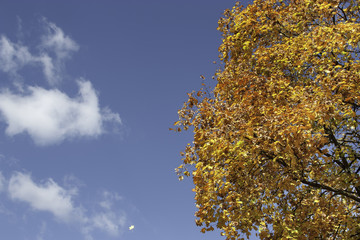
left=36, top=221, right=47, bottom=240
left=40, top=19, right=79, bottom=60
left=39, top=18, right=79, bottom=84
left=0, top=19, right=77, bottom=85
left=91, top=211, right=127, bottom=236
left=90, top=190, right=126, bottom=236
left=0, top=80, right=121, bottom=145
left=99, top=190, right=123, bottom=210
left=0, top=36, right=34, bottom=76
left=6, top=172, right=129, bottom=239
left=0, top=172, right=5, bottom=192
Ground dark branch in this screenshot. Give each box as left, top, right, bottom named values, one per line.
left=300, top=178, right=360, bottom=203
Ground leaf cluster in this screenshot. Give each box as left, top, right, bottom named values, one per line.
left=176, top=0, right=360, bottom=239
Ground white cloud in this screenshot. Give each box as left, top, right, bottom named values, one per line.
left=0, top=20, right=121, bottom=143
left=0, top=80, right=121, bottom=145
left=8, top=172, right=75, bottom=221
left=5, top=172, right=129, bottom=239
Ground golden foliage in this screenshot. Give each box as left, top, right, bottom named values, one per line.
left=176, top=0, right=360, bottom=239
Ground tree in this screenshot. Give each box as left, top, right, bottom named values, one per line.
left=175, top=0, right=360, bottom=239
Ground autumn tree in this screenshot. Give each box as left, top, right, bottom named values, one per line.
left=175, top=0, right=360, bottom=239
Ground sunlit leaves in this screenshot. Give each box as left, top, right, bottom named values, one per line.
left=176, top=0, right=360, bottom=239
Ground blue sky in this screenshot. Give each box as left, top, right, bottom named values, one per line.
left=0, top=1, right=254, bottom=240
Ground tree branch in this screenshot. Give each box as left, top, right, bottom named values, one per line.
left=300, top=178, right=360, bottom=203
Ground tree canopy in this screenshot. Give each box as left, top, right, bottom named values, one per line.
left=175, top=0, right=360, bottom=239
